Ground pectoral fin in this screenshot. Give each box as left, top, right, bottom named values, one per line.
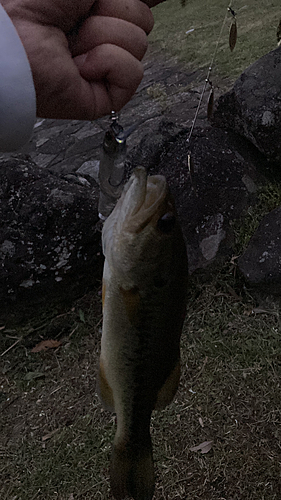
left=102, top=280, right=106, bottom=309
left=154, top=360, right=181, bottom=410
left=97, top=358, right=115, bottom=412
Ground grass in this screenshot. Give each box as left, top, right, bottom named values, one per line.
left=232, top=180, right=281, bottom=254
left=150, top=0, right=280, bottom=81
left=1, top=269, right=281, bottom=499
left=1, top=2, right=281, bottom=499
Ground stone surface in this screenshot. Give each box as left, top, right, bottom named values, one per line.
left=0, top=157, right=102, bottom=316
left=0, top=44, right=278, bottom=317
left=129, top=125, right=266, bottom=273
left=0, top=45, right=216, bottom=174
left=213, top=45, right=281, bottom=165
left=238, top=207, right=281, bottom=294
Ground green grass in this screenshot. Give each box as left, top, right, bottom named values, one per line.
left=150, top=0, right=280, bottom=81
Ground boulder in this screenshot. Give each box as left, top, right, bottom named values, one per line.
left=2, top=44, right=280, bottom=318
left=0, top=156, right=103, bottom=319
left=129, top=125, right=266, bottom=273
left=238, top=207, right=281, bottom=294
left=213, top=46, right=281, bottom=165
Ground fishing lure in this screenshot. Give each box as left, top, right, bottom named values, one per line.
left=228, top=7, right=237, bottom=52
left=207, top=80, right=214, bottom=120
left=98, top=112, right=136, bottom=220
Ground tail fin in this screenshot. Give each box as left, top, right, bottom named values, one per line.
left=110, top=437, right=155, bottom=500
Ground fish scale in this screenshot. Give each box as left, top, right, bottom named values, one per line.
left=98, top=167, right=188, bottom=500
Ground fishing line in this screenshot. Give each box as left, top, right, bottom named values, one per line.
left=98, top=2, right=237, bottom=215
left=186, top=1, right=236, bottom=189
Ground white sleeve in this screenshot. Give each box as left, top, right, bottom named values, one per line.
left=0, top=4, right=36, bottom=152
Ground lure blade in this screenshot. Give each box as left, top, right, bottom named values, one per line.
left=207, top=87, right=214, bottom=121
left=187, top=153, right=196, bottom=192
left=277, top=19, right=281, bottom=45
left=187, top=153, right=193, bottom=177
left=229, top=19, right=237, bottom=52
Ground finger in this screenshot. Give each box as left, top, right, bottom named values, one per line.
left=74, top=44, right=144, bottom=117
left=141, top=0, right=166, bottom=7
left=2, top=0, right=97, bottom=32
left=69, top=16, right=148, bottom=61
left=91, top=0, right=154, bottom=34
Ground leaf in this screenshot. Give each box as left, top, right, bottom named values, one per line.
left=199, top=417, right=204, bottom=428
left=252, top=307, right=276, bottom=315
left=244, top=307, right=276, bottom=316
left=24, top=371, right=45, bottom=381
left=79, top=309, right=86, bottom=323
left=229, top=19, right=237, bottom=52
left=42, top=429, right=59, bottom=442
left=190, top=440, right=213, bottom=454
left=31, top=339, right=62, bottom=353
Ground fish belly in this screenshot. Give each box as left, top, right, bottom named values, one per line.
left=98, top=255, right=186, bottom=500
left=99, top=260, right=182, bottom=425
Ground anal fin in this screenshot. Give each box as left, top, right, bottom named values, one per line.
left=97, top=358, right=115, bottom=412
left=155, top=360, right=181, bottom=410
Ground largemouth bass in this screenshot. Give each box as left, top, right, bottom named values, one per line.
left=98, top=167, right=188, bottom=500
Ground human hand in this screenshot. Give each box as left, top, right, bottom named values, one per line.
left=2, top=0, right=165, bottom=120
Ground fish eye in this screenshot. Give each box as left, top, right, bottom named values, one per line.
left=157, top=213, right=176, bottom=233
left=154, top=277, right=168, bottom=288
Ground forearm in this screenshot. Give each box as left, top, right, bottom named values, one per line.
left=0, top=3, right=36, bottom=152
left=0, top=0, right=164, bottom=151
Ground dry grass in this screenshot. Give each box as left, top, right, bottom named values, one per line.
left=1, top=264, right=281, bottom=499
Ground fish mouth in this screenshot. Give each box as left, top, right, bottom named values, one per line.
left=117, top=167, right=168, bottom=232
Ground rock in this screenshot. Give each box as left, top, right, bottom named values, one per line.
left=213, top=46, right=281, bottom=165
left=129, top=125, right=266, bottom=273
left=238, top=207, right=281, bottom=294
left=76, top=160, right=100, bottom=183
left=0, top=156, right=103, bottom=319
left=1, top=45, right=279, bottom=318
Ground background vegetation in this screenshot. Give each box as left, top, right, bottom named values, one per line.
left=150, top=0, right=280, bottom=81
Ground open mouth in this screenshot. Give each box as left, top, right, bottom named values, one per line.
left=108, top=167, right=169, bottom=238
left=125, top=167, right=167, bottom=218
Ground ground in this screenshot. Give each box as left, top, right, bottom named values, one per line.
left=1, top=266, right=281, bottom=499
left=1, top=3, right=281, bottom=497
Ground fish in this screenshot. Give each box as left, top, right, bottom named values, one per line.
left=98, top=167, right=188, bottom=500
